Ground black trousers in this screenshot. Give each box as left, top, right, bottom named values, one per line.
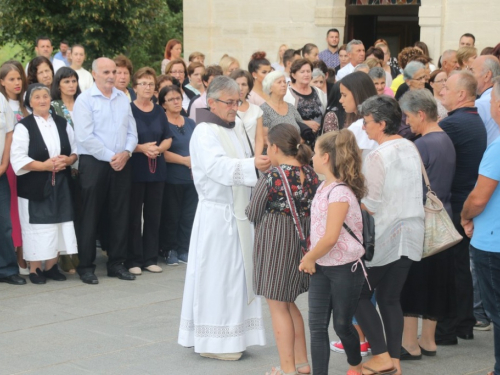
left=160, top=183, right=198, bottom=254
left=436, top=212, right=475, bottom=340
left=355, top=256, right=413, bottom=358
left=0, top=174, right=18, bottom=278
left=126, top=181, right=164, bottom=268
left=77, top=155, right=132, bottom=274
left=309, top=262, right=365, bottom=374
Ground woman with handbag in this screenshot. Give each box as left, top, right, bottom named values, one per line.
left=246, top=123, right=319, bottom=375
left=355, top=95, right=425, bottom=375
left=299, top=129, right=367, bottom=375
left=398, top=89, right=457, bottom=360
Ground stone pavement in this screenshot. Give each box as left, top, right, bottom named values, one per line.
left=0, top=252, right=495, bottom=375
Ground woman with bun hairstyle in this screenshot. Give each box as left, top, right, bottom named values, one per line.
left=248, top=51, right=272, bottom=106
left=247, top=123, right=319, bottom=375
left=300, top=129, right=367, bottom=375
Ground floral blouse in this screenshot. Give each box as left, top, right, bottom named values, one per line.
left=51, top=100, right=74, bottom=128
left=265, top=164, right=319, bottom=217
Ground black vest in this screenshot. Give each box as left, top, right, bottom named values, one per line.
left=17, top=114, right=71, bottom=201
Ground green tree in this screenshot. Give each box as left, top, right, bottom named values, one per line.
left=0, top=0, right=183, bottom=72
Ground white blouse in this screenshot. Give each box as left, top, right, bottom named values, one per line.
left=237, top=102, right=263, bottom=149
left=347, top=119, right=379, bottom=160
left=11, top=115, right=77, bottom=176
left=361, top=138, right=425, bottom=267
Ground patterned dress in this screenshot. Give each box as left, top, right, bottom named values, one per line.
left=246, top=164, right=319, bottom=302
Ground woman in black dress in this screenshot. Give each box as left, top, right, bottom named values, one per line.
left=399, top=89, right=457, bottom=359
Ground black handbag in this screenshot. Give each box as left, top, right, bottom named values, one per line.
left=329, top=184, right=375, bottom=261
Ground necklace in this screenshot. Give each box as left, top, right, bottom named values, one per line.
left=173, top=125, right=185, bottom=135
left=52, top=159, right=56, bottom=186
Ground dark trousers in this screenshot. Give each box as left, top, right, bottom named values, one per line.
left=309, top=262, right=365, bottom=374
left=0, top=174, right=18, bottom=278
left=77, top=155, right=132, bottom=274
left=126, top=181, right=164, bottom=268
left=160, top=183, right=198, bottom=254
left=355, top=257, right=413, bottom=358
left=436, top=212, right=475, bottom=340
left=472, top=245, right=500, bottom=375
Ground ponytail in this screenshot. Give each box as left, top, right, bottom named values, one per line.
left=316, top=130, right=366, bottom=200
left=267, top=123, right=313, bottom=165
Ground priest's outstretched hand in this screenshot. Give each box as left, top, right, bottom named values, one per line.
left=255, top=155, right=271, bottom=172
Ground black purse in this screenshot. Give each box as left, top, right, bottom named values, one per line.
left=329, top=184, right=375, bottom=261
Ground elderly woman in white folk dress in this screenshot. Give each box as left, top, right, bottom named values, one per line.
left=10, top=84, right=78, bottom=285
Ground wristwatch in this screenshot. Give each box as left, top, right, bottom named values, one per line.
left=127, top=151, right=132, bottom=158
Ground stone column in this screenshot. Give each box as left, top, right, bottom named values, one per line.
left=418, top=0, right=444, bottom=63
left=314, top=0, right=347, bottom=50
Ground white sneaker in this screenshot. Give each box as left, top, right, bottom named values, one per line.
left=128, top=267, right=142, bottom=275
left=19, top=266, right=29, bottom=276
left=200, top=352, right=243, bottom=361
left=144, top=265, right=163, bottom=273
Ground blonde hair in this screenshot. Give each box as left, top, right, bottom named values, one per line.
left=277, top=44, right=288, bottom=64
left=316, top=130, right=366, bottom=200
left=456, top=46, right=477, bottom=68
left=219, top=54, right=240, bottom=75
left=365, top=57, right=382, bottom=69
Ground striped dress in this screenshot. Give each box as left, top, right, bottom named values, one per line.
left=246, top=164, right=319, bottom=302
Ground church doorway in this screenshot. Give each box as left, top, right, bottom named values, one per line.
left=345, top=0, right=421, bottom=56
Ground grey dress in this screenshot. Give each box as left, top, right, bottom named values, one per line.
left=260, top=102, right=302, bottom=132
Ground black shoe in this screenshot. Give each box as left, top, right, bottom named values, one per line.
left=108, top=266, right=136, bottom=280
left=80, top=272, right=99, bottom=285
left=457, top=333, right=474, bottom=340
left=43, top=265, right=67, bottom=281
left=419, top=345, right=436, bottom=356
left=0, top=274, right=27, bottom=285
left=400, top=346, right=422, bottom=361
left=435, top=338, right=458, bottom=346
left=29, top=268, right=46, bottom=285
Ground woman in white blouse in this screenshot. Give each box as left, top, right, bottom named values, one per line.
left=10, top=84, right=78, bottom=285
left=353, top=95, right=424, bottom=375
left=230, top=69, right=264, bottom=156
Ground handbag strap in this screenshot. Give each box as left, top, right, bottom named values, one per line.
left=326, top=183, right=363, bottom=245
left=277, top=167, right=306, bottom=243
left=412, top=144, right=432, bottom=193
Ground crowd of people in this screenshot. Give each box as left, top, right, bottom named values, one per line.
left=0, top=30, right=500, bottom=375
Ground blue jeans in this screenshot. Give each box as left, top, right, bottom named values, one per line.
left=308, top=261, right=365, bottom=374
left=0, top=174, right=18, bottom=278
left=470, top=246, right=491, bottom=323
left=472, top=245, right=500, bottom=375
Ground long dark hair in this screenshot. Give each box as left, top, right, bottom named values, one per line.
left=339, top=72, right=377, bottom=126
left=267, top=123, right=312, bottom=166
left=51, top=67, right=81, bottom=101
left=0, top=61, right=29, bottom=117
left=27, top=56, right=54, bottom=85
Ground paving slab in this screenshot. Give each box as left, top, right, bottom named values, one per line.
left=0, top=251, right=494, bottom=375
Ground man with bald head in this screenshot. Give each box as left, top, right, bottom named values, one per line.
left=73, top=57, right=138, bottom=284
left=441, top=50, right=460, bottom=75
left=472, top=55, right=500, bottom=145
left=436, top=71, right=487, bottom=346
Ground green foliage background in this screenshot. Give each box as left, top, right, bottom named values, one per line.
left=0, top=0, right=183, bottom=74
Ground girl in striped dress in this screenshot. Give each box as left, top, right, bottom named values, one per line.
left=246, top=123, right=319, bottom=375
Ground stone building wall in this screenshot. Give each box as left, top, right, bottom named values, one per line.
left=183, top=0, right=500, bottom=68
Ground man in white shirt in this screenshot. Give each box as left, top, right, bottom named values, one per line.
left=0, top=93, right=26, bottom=285
left=336, top=40, right=365, bottom=81
left=472, top=55, right=500, bottom=145
left=70, top=44, right=94, bottom=92
left=25, top=37, right=65, bottom=74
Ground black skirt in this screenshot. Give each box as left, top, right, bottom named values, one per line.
left=29, top=172, right=73, bottom=224
left=400, top=248, right=457, bottom=320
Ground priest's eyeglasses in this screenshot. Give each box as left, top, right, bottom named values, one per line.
left=216, top=99, right=242, bottom=108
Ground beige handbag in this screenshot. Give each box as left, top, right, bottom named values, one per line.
left=420, top=159, right=463, bottom=258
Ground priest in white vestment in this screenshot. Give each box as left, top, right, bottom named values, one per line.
left=178, top=76, right=270, bottom=360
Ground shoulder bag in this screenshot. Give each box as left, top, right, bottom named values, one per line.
left=419, top=158, right=463, bottom=258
